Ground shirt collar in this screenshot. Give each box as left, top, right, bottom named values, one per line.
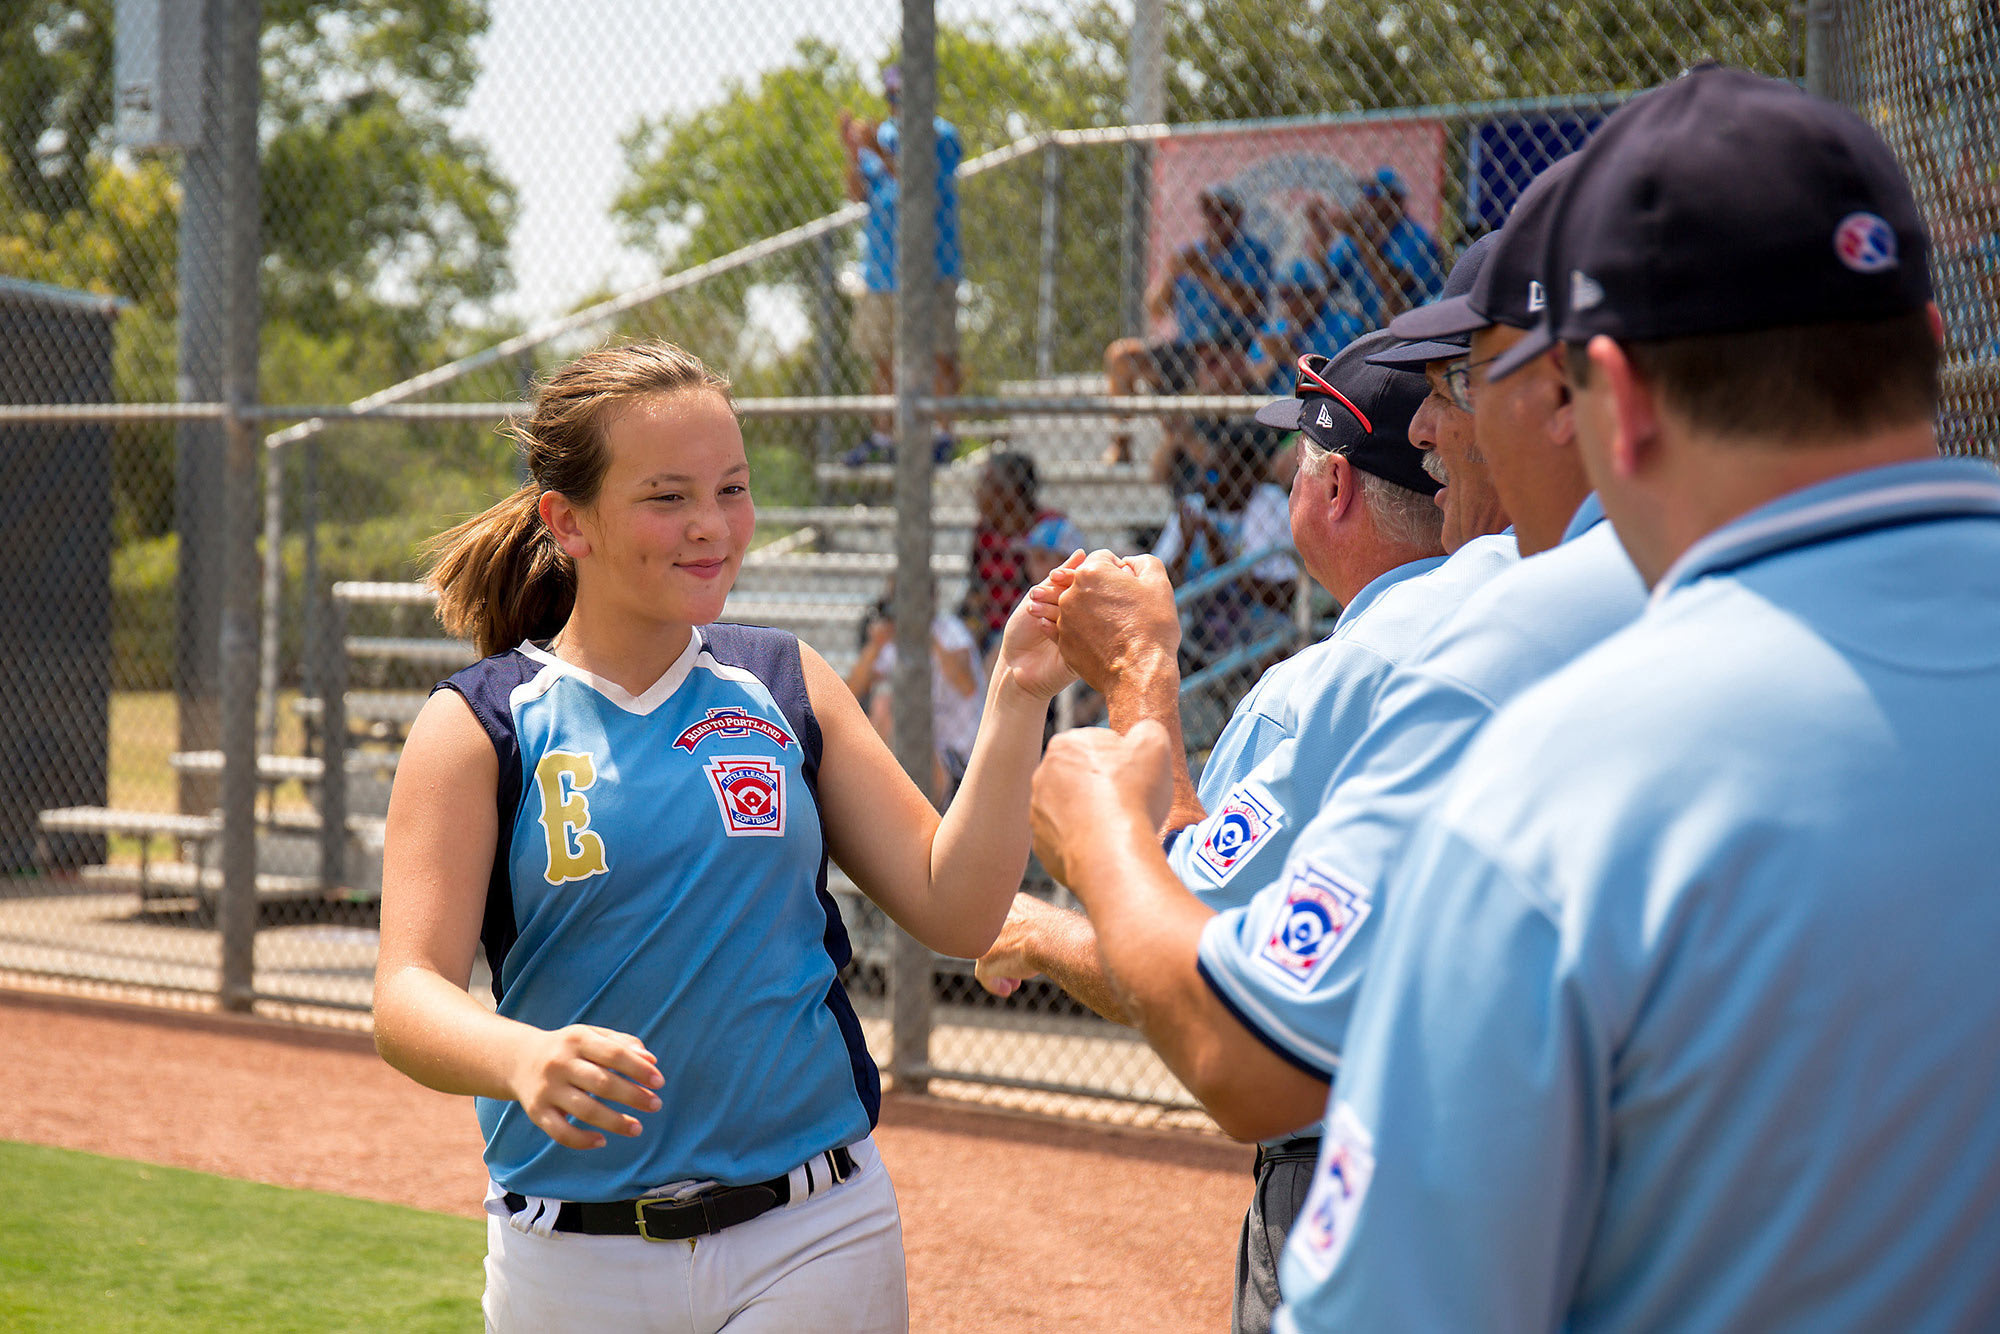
left=1336, top=553, right=1448, bottom=629
left=1561, top=492, right=1608, bottom=545
left=1653, top=458, right=2000, bottom=607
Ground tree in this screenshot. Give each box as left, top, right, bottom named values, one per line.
left=613, top=20, right=1127, bottom=401
left=259, top=0, right=516, bottom=357
left=0, top=0, right=519, bottom=544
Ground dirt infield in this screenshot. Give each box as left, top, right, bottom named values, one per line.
left=0, top=989, right=1250, bottom=1332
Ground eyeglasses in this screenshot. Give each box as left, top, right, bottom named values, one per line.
left=1441, top=351, right=1504, bottom=413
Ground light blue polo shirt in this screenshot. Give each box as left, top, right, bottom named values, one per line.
left=1178, top=536, right=1516, bottom=908
left=1280, top=457, right=2000, bottom=1334
left=1196, top=494, right=1645, bottom=1080
left=1196, top=555, right=1441, bottom=807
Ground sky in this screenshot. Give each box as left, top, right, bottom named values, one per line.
left=453, top=1, right=921, bottom=326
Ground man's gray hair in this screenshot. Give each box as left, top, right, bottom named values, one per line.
left=1297, top=432, right=1442, bottom=549
left=1357, top=468, right=1444, bottom=550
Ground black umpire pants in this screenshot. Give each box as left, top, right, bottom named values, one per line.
left=1233, top=1136, right=1321, bottom=1334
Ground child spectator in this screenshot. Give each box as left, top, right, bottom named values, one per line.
left=1151, top=430, right=1298, bottom=669
left=964, top=452, right=1083, bottom=656
left=847, top=577, right=986, bottom=796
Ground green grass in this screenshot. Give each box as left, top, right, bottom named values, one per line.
left=0, top=1141, right=484, bottom=1332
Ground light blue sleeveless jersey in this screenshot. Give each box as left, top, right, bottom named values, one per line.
left=438, top=625, right=876, bottom=1202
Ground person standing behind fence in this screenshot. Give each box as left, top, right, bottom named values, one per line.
left=838, top=64, right=964, bottom=465
left=1304, top=197, right=1399, bottom=331
left=846, top=576, right=986, bottom=798
left=371, top=341, right=1077, bottom=1333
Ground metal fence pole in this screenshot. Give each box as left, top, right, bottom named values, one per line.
left=317, top=588, right=347, bottom=892
left=889, top=0, right=940, bottom=1096
left=255, top=439, right=283, bottom=756
left=172, top=0, right=229, bottom=818
left=1035, top=144, right=1063, bottom=379
left=299, top=435, right=322, bottom=722
left=1803, top=0, right=1838, bottom=98
left=1121, top=0, right=1165, bottom=339
left=215, top=0, right=264, bottom=1011
left=811, top=232, right=843, bottom=467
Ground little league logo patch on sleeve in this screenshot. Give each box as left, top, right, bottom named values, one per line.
left=1292, top=1101, right=1376, bottom=1282
left=704, top=756, right=786, bottom=836
left=672, top=708, right=795, bottom=752
left=1257, top=862, right=1371, bottom=990
left=1194, top=788, right=1283, bottom=884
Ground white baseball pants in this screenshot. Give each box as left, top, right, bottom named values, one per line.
left=482, top=1137, right=908, bottom=1333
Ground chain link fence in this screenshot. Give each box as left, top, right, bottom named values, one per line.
left=9, top=0, right=1981, bottom=1124
left=1822, top=0, right=2000, bottom=456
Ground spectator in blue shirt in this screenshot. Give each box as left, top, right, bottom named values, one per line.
left=1358, top=167, right=1446, bottom=314
left=1104, top=185, right=1274, bottom=476
left=1245, top=259, right=1371, bottom=396
left=838, top=65, right=964, bottom=464
left=1303, top=198, right=1400, bottom=330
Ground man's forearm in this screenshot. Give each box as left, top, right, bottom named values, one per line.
left=1065, top=814, right=1329, bottom=1140
left=1102, top=654, right=1204, bottom=833
left=1020, top=904, right=1131, bottom=1024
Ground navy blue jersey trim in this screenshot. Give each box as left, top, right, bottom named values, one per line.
left=701, top=623, right=879, bottom=1127
left=1195, top=956, right=1338, bottom=1083
left=433, top=648, right=542, bottom=1006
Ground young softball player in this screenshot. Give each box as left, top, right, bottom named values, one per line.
left=372, top=341, right=1077, bottom=1332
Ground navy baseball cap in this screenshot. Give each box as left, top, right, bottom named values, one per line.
left=1255, top=331, right=1439, bottom=495
left=1491, top=66, right=1933, bottom=380
left=1365, top=233, right=1500, bottom=370
left=1386, top=153, right=1580, bottom=346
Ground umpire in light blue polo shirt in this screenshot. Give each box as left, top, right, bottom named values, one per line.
left=974, top=328, right=1513, bottom=1334
left=971, top=334, right=1462, bottom=1020
left=1283, top=66, right=2000, bottom=1333
left=1190, top=146, right=1646, bottom=1089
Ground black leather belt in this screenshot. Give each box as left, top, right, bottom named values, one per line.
left=1253, top=1135, right=1322, bottom=1173
left=502, top=1145, right=857, bottom=1242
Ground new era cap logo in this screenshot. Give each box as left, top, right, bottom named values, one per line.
left=1527, top=279, right=1545, bottom=313
left=1834, top=212, right=1898, bottom=273
left=1316, top=403, right=1335, bottom=429
left=1571, top=270, right=1605, bottom=311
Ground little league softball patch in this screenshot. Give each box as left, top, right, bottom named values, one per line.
left=704, top=756, right=786, bottom=836
left=1193, top=786, right=1283, bottom=884
left=1257, top=862, right=1371, bottom=990
left=1292, top=1101, right=1376, bottom=1282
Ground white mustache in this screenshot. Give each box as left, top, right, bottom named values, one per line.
left=1422, top=450, right=1449, bottom=485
